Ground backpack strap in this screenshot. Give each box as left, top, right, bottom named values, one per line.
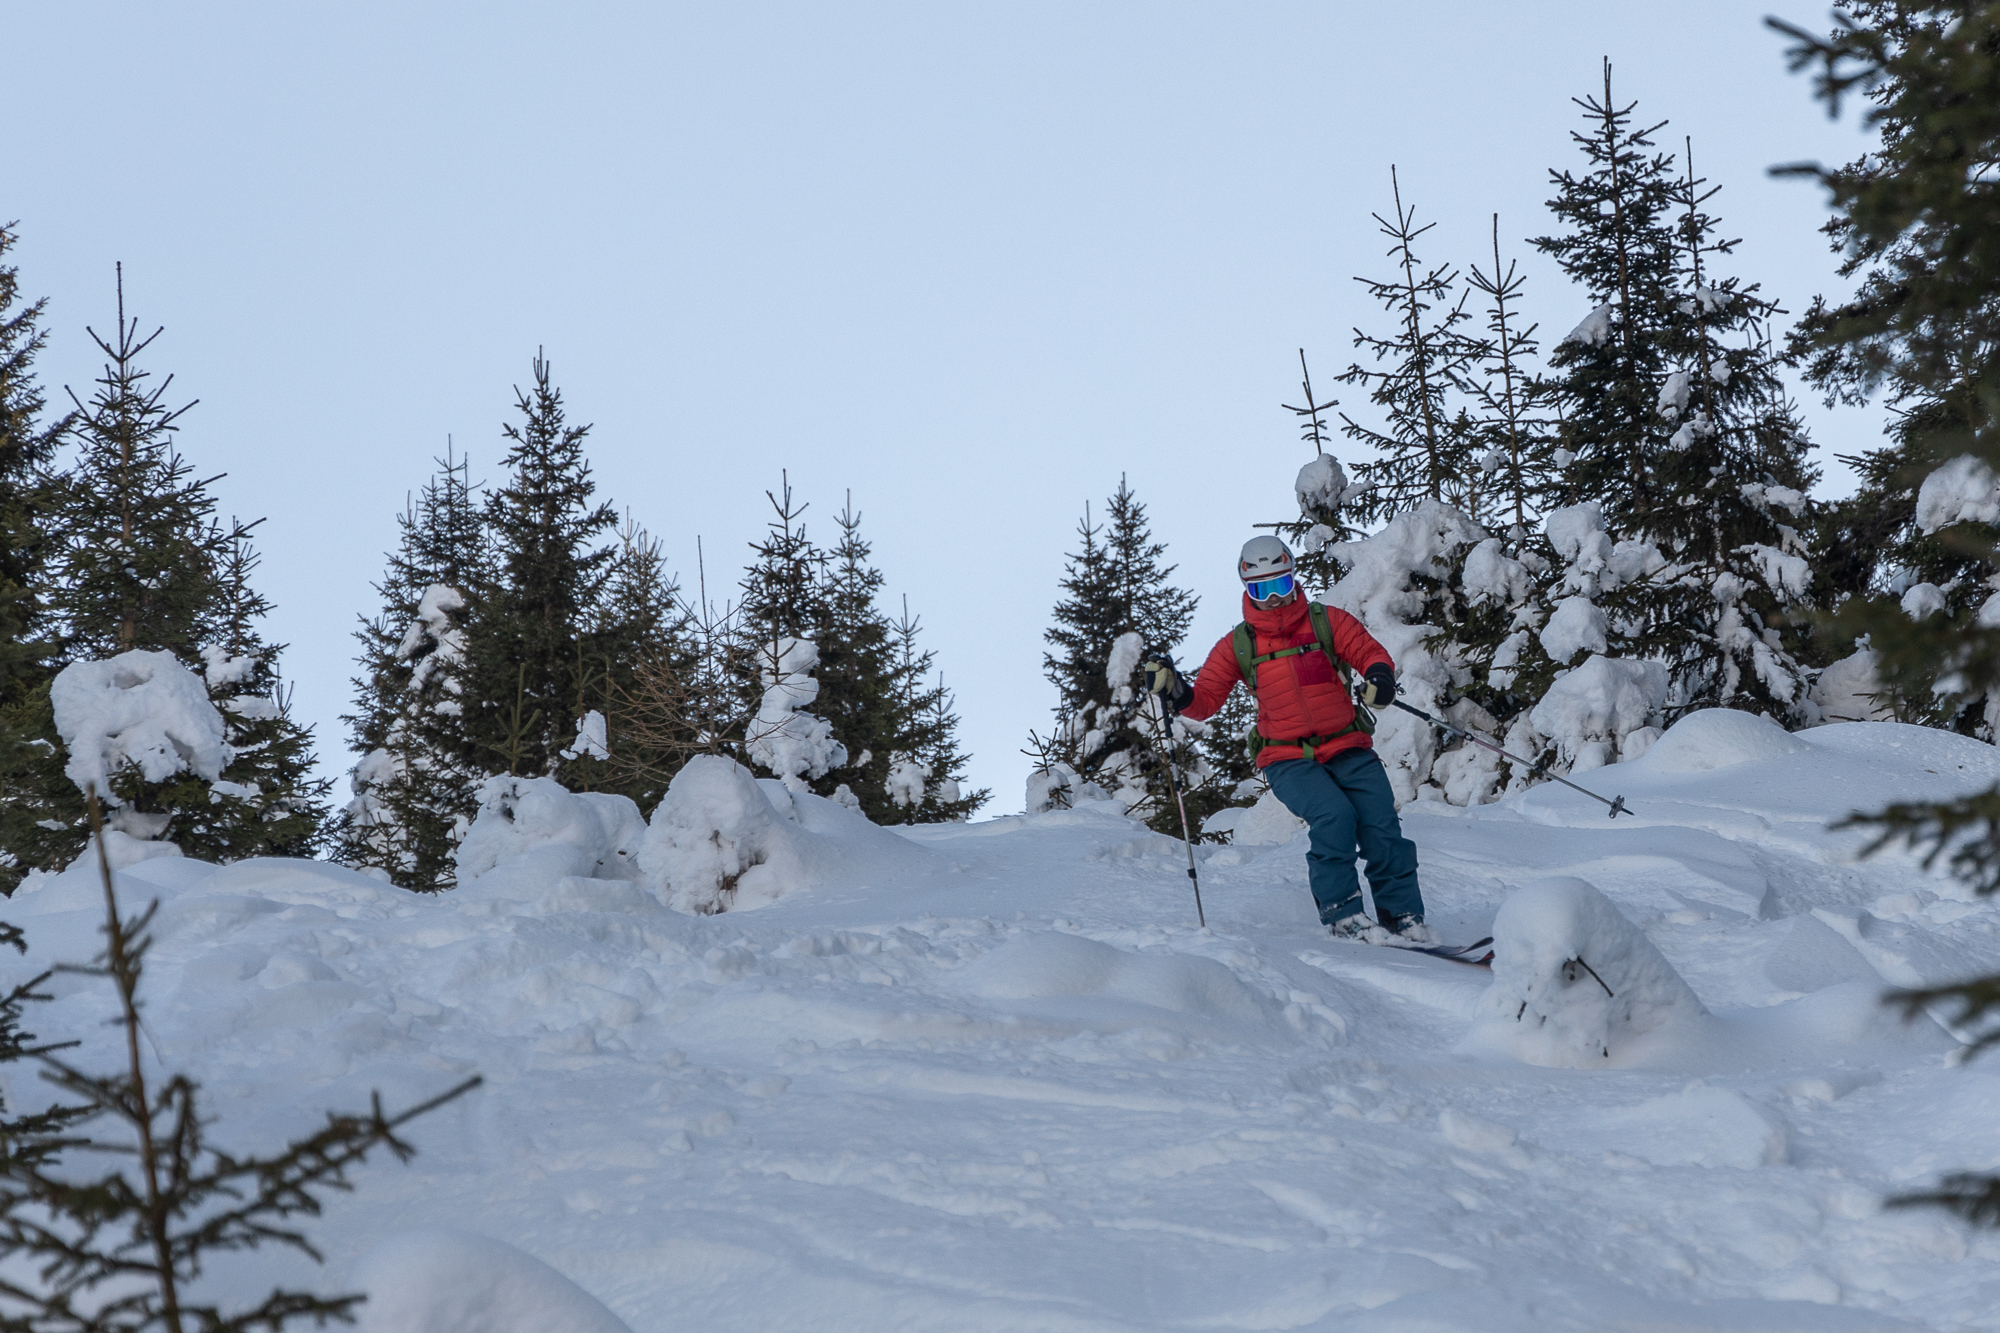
left=1237, top=603, right=1377, bottom=759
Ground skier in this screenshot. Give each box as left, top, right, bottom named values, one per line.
left=1143, top=535, right=1432, bottom=943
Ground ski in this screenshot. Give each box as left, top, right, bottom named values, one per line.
left=1387, top=936, right=1494, bottom=966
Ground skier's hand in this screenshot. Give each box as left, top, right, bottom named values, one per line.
left=1142, top=657, right=1179, bottom=697
left=1359, top=664, right=1397, bottom=707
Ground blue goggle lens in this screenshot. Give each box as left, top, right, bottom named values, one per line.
left=1245, top=573, right=1294, bottom=601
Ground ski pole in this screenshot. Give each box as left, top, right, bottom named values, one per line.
left=1147, top=695, right=1207, bottom=927
left=1379, top=695, right=1633, bottom=819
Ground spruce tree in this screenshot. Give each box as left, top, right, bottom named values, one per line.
left=1337, top=168, right=1485, bottom=524
left=1463, top=216, right=1562, bottom=532
left=1769, top=1, right=2000, bottom=1225
left=0, top=225, right=73, bottom=893
left=459, top=352, right=619, bottom=782
left=16, top=272, right=320, bottom=868
left=587, top=515, right=687, bottom=808
left=340, top=451, right=486, bottom=890
left=887, top=598, right=987, bottom=821
left=177, top=526, right=332, bottom=861
left=808, top=497, right=905, bottom=820
left=1037, top=477, right=1199, bottom=828
left=1531, top=60, right=1683, bottom=531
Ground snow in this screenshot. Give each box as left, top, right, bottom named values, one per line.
left=1529, top=653, right=1668, bottom=770
left=637, top=754, right=934, bottom=914
left=9, top=718, right=2000, bottom=1330
left=1105, top=630, right=1144, bottom=689
left=743, top=637, right=847, bottom=791
left=1902, top=583, right=1949, bottom=620
left=559, top=709, right=611, bottom=763
left=50, top=649, right=229, bottom=806
left=1561, top=301, right=1615, bottom=346
left=200, top=644, right=259, bottom=686
left=1915, top=455, right=2000, bottom=534
left=886, top=755, right=930, bottom=808
left=398, top=584, right=466, bottom=660
left=1538, top=594, right=1609, bottom=664
left=455, top=775, right=646, bottom=886
left=353, top=1229, right=633, bottom=1333
left=1656, top=369, right=1691, bottom=417
left=1812, top=649, right=1893, bottom=725
left=1461, top=537, right=1531, bottom=607
left=1294, top=454, right=1352, bottom=515
left=1743, top=543, right=1813, bottom=599
left=1472, top=875, right=1709, bottom=1067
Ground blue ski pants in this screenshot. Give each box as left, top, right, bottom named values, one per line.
left=1263, top=747, right=1424, bottom=926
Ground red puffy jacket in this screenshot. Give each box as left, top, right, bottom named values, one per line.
left=1180, top=593, right=1393, bottom=767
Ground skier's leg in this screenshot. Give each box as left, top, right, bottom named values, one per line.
left=1263, top=757, right=1365, bottom=926
left=1326, top=747, right=1424, bottom=922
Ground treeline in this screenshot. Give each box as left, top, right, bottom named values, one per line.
left=0, top=262, right=983, bottom=895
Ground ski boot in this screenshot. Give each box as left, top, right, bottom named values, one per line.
left=1382, top=912, right=1438, bottom=945
left=1328, top=914, right=1391, bottom=944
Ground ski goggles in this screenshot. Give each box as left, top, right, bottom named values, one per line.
left=1244, top=572, right=1295, bottom=602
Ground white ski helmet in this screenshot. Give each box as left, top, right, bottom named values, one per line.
left=1238, top=535, right=1295, bottom=584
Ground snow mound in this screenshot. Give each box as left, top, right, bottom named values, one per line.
left=639, top=754, right=934, bottom=914
left=947, top=931, right=1287, bottom=1040
left=455, top=776, right=646, bottom=886
left=50, top=649, right=227, bottom=802
left=1473, top=876, right=1708, bottom=1068
left=1633, top=708, right=1809, bottom=774
left=352, top=1229, right=632, bottom=1333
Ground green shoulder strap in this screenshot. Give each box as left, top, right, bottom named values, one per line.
left=1305, top=601, right=1354, bottom=688
left=1231, top=622, right=1257, bottom=687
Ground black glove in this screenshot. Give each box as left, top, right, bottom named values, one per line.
left=1359, top=664, right=1397, bottom=708
left=1143, top=656, right=1194, bottom=712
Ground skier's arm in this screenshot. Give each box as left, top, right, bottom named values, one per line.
left=1176, top=635, right=1244, bottom=723
left=1327, top=606, right=1394, bottom=678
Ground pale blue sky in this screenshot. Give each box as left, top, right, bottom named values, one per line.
left=8, top=2, right=1875, bottom=814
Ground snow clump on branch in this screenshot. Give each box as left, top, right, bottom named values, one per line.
left=745, top=637, right=847, bottom=792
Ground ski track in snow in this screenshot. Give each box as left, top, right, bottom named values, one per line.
left=8, top=722, right=2000, bottom=1331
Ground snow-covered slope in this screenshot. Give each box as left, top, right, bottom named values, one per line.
left=8, top=716, right=2000, bottom=1331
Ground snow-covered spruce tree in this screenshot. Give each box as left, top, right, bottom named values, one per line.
left=1033, top=478, right=1199, bottom=829
left=886, top=597, right=988, bottom=821
left=802, top=497, right=900, bottom=817
left=1785, top=3, right=2000, bottom=737
left=732, top=474, right=843, bottom=789
left=176, top=526, right=331, bottom=861
left=23, top=274, right=315, bottom=866
left=1767, top=2, right=2000, bottom=1227
left=1273, top=352, right=1371, bottom=592
left=1631, top=142, right=1820, bottom=722
left=339, top=451, right=487, bottom=889
left=0, top=224, right=74, bottom=893
left=1534, top=69, right=1818, bottom=728
left=1336, top=168, right=1486, bottom=525
left=458, top=352, right=620, bottom=784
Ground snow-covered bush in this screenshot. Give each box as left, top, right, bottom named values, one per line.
left=454, top=775, right=645, bottom=886
left=639, top=754, right=931, bottom=914
left=1528, top=654, right=1668, bottom=772
left=744, top=637, right=848, bottom=792
left=1473, top=876, right=1707, bottom=1067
